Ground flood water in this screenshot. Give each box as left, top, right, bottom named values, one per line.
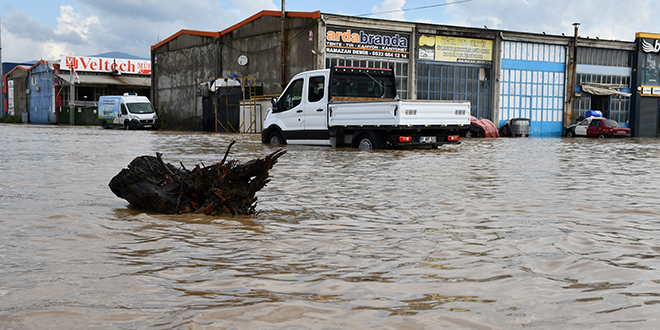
left=1, top=124, right=660, bottom=329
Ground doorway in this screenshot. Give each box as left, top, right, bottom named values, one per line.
left=591, top=94, right=610, bottom=118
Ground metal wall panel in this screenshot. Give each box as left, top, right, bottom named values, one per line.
left=417, top=62, right=492, bottom=119
left=638, top=97, right=658, bottom=137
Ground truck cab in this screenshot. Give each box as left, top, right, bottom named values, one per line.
left=264, top=70, right=332, bottom=146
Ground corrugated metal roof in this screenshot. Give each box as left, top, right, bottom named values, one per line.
left=56, top=74, right=151, bottom=86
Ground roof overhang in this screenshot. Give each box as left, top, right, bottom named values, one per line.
left=581, top=83, right=631, bottom=97
left=57, top=74, right=151, bottom=87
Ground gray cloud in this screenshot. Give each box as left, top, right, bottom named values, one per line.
left=4, top=9, right=85, bottom=44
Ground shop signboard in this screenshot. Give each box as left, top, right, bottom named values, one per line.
left=61, top=55, right=151, bottom=75
left=419, top=35, right=493, bottom=64
left=639, top=35, right=660, bottom=87
left=7, top=80, right=14, bottom=115
left=325, top=26, right=410, bottom=59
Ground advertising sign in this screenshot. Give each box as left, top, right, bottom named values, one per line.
left=7, top=80, right=14, bottom=114
left=639, top=37, right=660, bottom=86
left=325, top=26, right=410, bottom=59
left=61, top=55, right=151, bottom=75
left=419, top=35, right=493, bottom=64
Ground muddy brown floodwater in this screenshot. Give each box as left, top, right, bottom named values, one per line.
left=1, top=124, right=660, bottom=329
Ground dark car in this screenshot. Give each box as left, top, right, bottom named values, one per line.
left=565, top=117, right=630, bottom=138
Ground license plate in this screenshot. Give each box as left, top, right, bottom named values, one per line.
left=144, top=125, right=152, bottom=128
left=419, top=136, right=436, bottom=143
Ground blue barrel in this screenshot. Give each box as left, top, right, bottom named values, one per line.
left=585, top=110, right=602, bottom=118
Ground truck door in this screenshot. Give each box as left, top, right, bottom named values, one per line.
left=303, top=74, right=329, bottom=145
left=275, top=78, right=305, bottom=144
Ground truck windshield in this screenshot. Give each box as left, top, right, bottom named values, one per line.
left=126, top=103, right=155, bottom=114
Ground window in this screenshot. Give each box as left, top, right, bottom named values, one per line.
left=577, top=47, right=631, bottom=67
left=308, top=76, right=325, bottom=103
left=277, top=79, right=303, bottom=112
left=418, top=62, right=492, bottom=118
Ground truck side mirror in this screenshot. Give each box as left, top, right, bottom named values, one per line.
left=271, top=97, right=279, bottom=111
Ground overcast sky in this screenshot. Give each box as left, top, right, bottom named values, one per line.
left=1, top=0, right=658, bottom=63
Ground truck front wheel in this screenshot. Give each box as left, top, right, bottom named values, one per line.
left=124, top=121, right=130, bottom=130
left=267, top=131, right=285, bottom=145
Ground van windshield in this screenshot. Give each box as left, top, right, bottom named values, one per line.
left=126, top=102, right=155, bottom=114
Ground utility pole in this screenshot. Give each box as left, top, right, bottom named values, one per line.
left=566, top=22, right=580, bottom=125
left=572, top=22, right=580, bottom=103
left=1, top=16, right=4, bottom=118
left=280, top=0, right=286, bottom=89
left=70, top=67, right=75, bottom=125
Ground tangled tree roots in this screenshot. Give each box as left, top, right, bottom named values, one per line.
left=109, top=141, right=286, bottom=215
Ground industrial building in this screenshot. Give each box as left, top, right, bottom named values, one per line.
left=2, top=55, right=151, bottom=125
left=150, top=10, right=646, bottom=137
left=5, top=11, right=659, bottom=137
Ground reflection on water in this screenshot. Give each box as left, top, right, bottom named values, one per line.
left=1, top=124, right=660, bottom=329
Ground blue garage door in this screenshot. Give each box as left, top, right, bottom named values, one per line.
left=500, top=41, right=566, bottom=137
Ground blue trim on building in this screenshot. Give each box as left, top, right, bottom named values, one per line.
left=576, top=64, right=632, bottom=76
left=501, top=59, right=566, bottom=72
left=500, top=120, right=563, bottom=137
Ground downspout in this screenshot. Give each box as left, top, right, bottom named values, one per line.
left=217, top=40, right=223, bottom=78
left=572, top=23, right=580, bottom=103
left=280, top=0, right=286, bottom=89
left=568, top=22, right=580, bottom=125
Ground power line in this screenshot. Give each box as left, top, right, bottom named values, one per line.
left=357, top=0, right=474, bottom=18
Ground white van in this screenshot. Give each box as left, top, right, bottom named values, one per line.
left=98, top=93, right=159, bottom=130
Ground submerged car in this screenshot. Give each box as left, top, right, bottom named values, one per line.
left=564, top=117, right=630, bottom=138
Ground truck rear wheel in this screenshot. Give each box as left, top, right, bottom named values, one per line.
left=354, top=132, right=377, bottom=150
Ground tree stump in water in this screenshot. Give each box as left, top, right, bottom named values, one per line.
left=108, top=142, right=286, bottom=215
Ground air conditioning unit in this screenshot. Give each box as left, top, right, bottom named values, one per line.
left=35, top=86, right=41, bottom=92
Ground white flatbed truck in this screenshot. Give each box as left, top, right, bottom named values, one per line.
left=261, top=66, right=470, bottom=149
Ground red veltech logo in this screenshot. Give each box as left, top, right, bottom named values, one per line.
left=65, top=57, right=78, bottom=69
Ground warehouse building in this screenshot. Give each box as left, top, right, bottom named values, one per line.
left=151, top=10, right=641, bottom=137
left=4, top=55, right=151, bottom=125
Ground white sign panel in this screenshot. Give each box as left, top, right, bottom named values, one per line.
left=61, top=55, right=151, bottom=75
left=8, top=80, right=14, bottom=114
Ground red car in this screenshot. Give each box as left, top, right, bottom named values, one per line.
left=586, top=117, right=631, bottom=138
left=565, top=117, right=630, bottom=138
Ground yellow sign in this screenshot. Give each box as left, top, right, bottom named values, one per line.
left=640, top=85, right=660, bottom=97
left=419, top=35, right=493, bottom=64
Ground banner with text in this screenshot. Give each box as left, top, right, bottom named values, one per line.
left=325, top=26, right=410, bottom=60
left=61, top=56, right=151, bottom=75
left=419, top=35, right=493, bottom=64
